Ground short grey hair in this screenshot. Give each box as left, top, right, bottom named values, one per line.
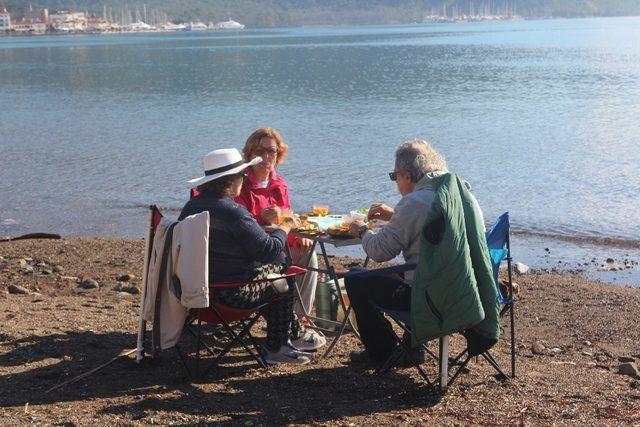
left=395, top=140, right=448, bottom=182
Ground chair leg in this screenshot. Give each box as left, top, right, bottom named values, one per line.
left=483, top=351, right=508, bottom=380
left=184, top=322, right=218, bottom=357
left=450, top=348, right=468, bottom=367
left=375, top=311, right=433, bottom=387
left=203, top=308, right=266, bottom=377
left=175, top=345, right=194, bottom=379
left=510, top=304, right=516, bottom=378
left=376, top=344, right=404, bottom=374
left=196, top=317, right=202, bottom=377
left=447, top=355, right=471, bottom=387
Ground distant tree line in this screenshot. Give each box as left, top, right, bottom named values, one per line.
left=4, top=0, right=640, bottom=26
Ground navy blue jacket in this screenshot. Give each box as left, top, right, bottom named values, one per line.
left=178, top=189, right=287, bottom=282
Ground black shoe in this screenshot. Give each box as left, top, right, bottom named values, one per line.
left=398, top=347, right=427, bottom=368
left=350, top=349, right=372, bottom=364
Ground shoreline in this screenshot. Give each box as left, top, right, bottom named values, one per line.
left=1, top=230, right=639, bottom=287
left=1, top=237, right=639, bottom=424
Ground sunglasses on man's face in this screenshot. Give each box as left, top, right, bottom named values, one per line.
left=389, top=171, right=399, bottom=181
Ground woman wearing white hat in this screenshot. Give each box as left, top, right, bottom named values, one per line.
left=179, top=148, right=311, bottom=365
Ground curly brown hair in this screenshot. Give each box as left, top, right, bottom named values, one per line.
left=242, top=127, right=288, bottom=165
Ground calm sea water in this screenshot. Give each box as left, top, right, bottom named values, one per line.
left=1, top=18, right=640, bottom=248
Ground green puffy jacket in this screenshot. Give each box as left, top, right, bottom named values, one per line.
left=411, top=173, right=500, bottom=352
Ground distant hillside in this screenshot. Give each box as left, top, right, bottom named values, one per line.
left=4, top=0, right=640, bottom=27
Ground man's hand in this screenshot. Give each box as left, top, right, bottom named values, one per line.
left=367, top=203, right=394, bottom=221
left=349, top=220, right=367, bottom=238
left=261, top=205, right=281, bottom=225
left=278, top=216, right=298, bottom=234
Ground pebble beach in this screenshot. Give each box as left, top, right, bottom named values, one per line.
left=1, top=237, right=639, bottom=425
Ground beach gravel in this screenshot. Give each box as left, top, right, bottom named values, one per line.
left=0, top=237, right=639, bottom=425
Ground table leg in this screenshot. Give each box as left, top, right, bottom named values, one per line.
left=291, top=240, right=317, bottom=318
left=318, top=240, right=361, bottom=358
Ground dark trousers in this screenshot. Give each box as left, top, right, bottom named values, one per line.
left=215, top=264, right=297, bottom=352
left=345, top=269, right=411, bottom=362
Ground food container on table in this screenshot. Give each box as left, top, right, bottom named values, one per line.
left=349, top=211, right=367, bottom=221
left=312, top=204, right=329, bottom=216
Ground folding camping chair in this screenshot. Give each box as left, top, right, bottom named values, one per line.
left=374, top=212, right=516, bottom=390
left=447, top=211, right=516, bottom=384
left=177, top=265, right=307, bottom=378
left=136, top=205, right=307, bottom=379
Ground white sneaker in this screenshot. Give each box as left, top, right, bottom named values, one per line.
left=264, top=345, right=312, bottom=365
left=291, top=330, right=327, bottom=352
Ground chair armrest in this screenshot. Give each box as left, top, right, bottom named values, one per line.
left=209, top=266, right=308, bottom=289
left=344, top=262, right=417, bottom=278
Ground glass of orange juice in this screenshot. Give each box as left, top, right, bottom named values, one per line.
left=312, top=204, right=329, bottom=216
left=278, top=208, right=292, bottom=224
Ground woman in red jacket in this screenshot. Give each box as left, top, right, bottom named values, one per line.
left=236, top=127, right=325, bottom=351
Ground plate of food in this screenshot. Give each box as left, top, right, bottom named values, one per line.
left=326, top=224, right=352, bottom=238
left=296, top=218, right=324, bottom=235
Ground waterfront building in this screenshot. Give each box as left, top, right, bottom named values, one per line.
left=86, top=16, right=121, bottom=32
left=11, top=18, right=47, bottom=33
left=0, top=8, right=11, bottom=32
left=50, top=11, right=86, bottom=32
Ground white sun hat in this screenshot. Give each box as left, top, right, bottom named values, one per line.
left=188, top=148, right=262, bottom=188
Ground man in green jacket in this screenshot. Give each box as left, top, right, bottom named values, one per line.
left=346, top=140, right=499, bottom=364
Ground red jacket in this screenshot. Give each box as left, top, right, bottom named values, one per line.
left=235, top=168, right=300, bottom=247
left=235, top=168, right=291, bottom=225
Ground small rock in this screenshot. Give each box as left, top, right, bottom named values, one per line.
left=618, top=356, right=636, bottom=363
left=53, top=265, right=64, bottom=273
left=117, top=274, right=135, bottom=282
left=61, top=276, right=79, bottom=282
left=618, top=362, right=640, bottom=379
left=514, top=262, right=529, bottom=275
left=583, top=340, right=592, bottom=346
left=549, top=347, right=562, bottom=354
left=532, top=341, right=546, bottom=355
left=78, top=279, right=99, bottom=290
left=41, top=269, right=52, bottom=275
left=606, top=258, right=614, bottom=263
left=36, top=261, right=47, bottom=267
left=544, top=247, right=550, bottom=252
left=7, top=284, right=29, bottom=295
left=582, top=351, right=593, bottom=357
left=631, top=381, right=639, bottom=389
left=21, top=266, right=34, bottom=274
left=17, top=259, right=28, bottom=267
left=115, top=283, right=139, bottom=294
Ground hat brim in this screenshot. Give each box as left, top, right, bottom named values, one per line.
left=188, top=157, right=262, bottom=188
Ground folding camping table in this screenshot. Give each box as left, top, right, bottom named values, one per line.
left=289, top=229, right=369, bottom=358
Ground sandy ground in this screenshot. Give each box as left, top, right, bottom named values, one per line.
left=1, top=237, right=639, bottom=426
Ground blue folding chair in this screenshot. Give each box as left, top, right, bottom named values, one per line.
left=372, top=212, right=516, bottom=390
left=486, top=212, right=516, bottom=377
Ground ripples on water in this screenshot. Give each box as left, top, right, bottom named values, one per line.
left=1, top=18, right=639, bottom=242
